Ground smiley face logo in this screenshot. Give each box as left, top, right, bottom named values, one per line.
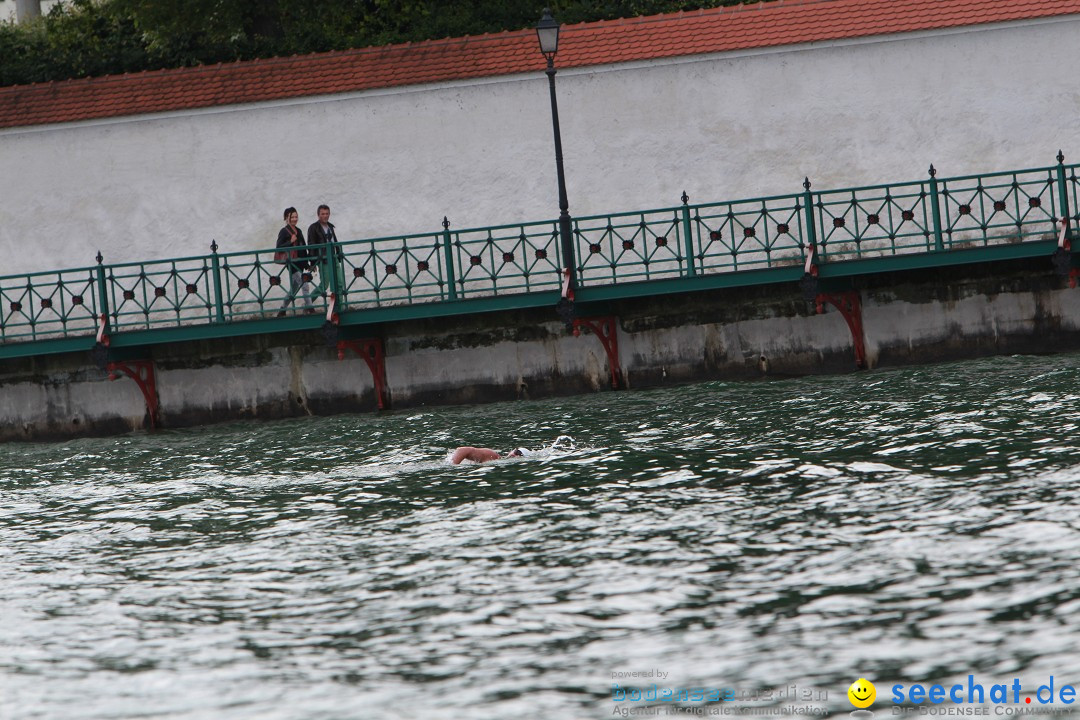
left=848, top=678, right=876, bottom=709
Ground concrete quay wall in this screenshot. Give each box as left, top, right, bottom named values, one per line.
left=1, top=260, right=1078, bottom=441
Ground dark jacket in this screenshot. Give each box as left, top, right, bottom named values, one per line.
left=307, top=221, right=343, bottom=263
left=276, top=225, right=309, bottom=271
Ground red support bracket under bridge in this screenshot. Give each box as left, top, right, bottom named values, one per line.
left=572, top=316, right=625, bottom=390
left=337, top=338, right=390, bottom=410
left=107, top=360, right=160, bottom=429
left=815, top=292, right=867, bottom=370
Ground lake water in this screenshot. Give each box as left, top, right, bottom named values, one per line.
left=3, top=354, right=1080, bottom=719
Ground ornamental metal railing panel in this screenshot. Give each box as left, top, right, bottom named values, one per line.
left=218, top=247, right=318, bottom=320
left=104, top=255, right=220, bottom=331
left=573, top=208, right=688, bottom=286
left=451, top=220, right=563, bottom=299
left=0, top=265, right=103, bottom=343
left=336, top=233, right=449, bottom=308
left=690, top=192, right=809, bottom=274
left=1, top=154, right=1076, bottom=349
left=936, top=166, right=1062, bottom=249
left=813, top=180, right=936, bottom=261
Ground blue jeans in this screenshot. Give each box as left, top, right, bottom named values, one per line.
left=281, top=269, right=312, bottom=311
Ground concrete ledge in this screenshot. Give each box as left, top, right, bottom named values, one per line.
left=1, top=257, right=1076, bottom=441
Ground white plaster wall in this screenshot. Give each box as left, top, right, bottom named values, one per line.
left=0, top=0, right=66, bottom=23
left=2, top=17, right=1079, bottom=277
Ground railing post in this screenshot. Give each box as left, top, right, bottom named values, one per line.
left=326, top=240, right=341, bottom=305
left=442, top=216, right=458, bottom=301
left=95, top=250, right=110, bottom=334
left=1056, top=150, right=1071, bottom=239
left=797, top=177, right=823, bottom=301
left=929, top=164, right=945, bottom=251
left=209, top=239, right=225, bottom=323
left=802, top=177, right=818, bottom=261
left=681, top=191, right=697, bottom=278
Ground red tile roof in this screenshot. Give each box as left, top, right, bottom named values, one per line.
left=2, top=0, right=1078, bottom=129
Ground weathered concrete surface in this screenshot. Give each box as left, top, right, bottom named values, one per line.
left=1, top=260, right=1078, bottom=441
left=859, top=262, right=1080, bottom=366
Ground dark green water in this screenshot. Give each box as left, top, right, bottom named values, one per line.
left=4, top=354, right=1080, bottom=719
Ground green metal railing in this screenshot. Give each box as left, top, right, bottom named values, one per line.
left=1066, top=161, right=1080, bottom=228
left=690, top=191, right=808, bottom=274
left=574, top=206, right=689, bottom=285
left=0, top=264, right=105, bottom=342
left=451, top=219, right=563, bottom=299
left=1, top=154, right=1075, bottom=352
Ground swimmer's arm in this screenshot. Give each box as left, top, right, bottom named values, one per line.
left=450, top=447, right=501, bottom=464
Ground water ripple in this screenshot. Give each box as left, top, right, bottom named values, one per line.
left=3, top=355, right=1080, bottom=718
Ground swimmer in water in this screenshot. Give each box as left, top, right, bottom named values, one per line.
left=450, top=446, right=529, bottom=464
left=449, top=437, right=572, bottom=464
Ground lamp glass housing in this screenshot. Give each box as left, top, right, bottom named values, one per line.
left=536, top=9, right=560, bottom=56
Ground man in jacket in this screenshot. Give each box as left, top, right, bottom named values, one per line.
left=307, top=204, right=347, bottom=307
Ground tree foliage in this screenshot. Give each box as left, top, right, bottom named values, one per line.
left=0, top=0, right=778, bottom=86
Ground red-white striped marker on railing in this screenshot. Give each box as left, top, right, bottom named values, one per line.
left=804, top=244, right=817, bottom=276
left=96, top=313, right=108, bottom=345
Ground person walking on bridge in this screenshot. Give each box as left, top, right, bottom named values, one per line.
left=276, top=207, right=313, bottom=316
left=308, top=204, right=347, bottom=308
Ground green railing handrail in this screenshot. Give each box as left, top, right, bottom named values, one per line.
left=931, top=163, right=1060, bottom=184
left=2, top=263, right=101, bottom=281
left=2, top=153, right=1076, bottom=347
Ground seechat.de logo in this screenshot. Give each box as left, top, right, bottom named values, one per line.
left=891, top=676, right=1078, bottom=706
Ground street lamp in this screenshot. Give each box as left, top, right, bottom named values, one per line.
left=536, top=7, right=577, bottom=327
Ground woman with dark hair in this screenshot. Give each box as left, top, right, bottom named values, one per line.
left=275, top=207, right=314, bottom=316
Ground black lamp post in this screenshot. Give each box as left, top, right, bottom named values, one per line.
left=537, top=7, right=577, bottom=327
